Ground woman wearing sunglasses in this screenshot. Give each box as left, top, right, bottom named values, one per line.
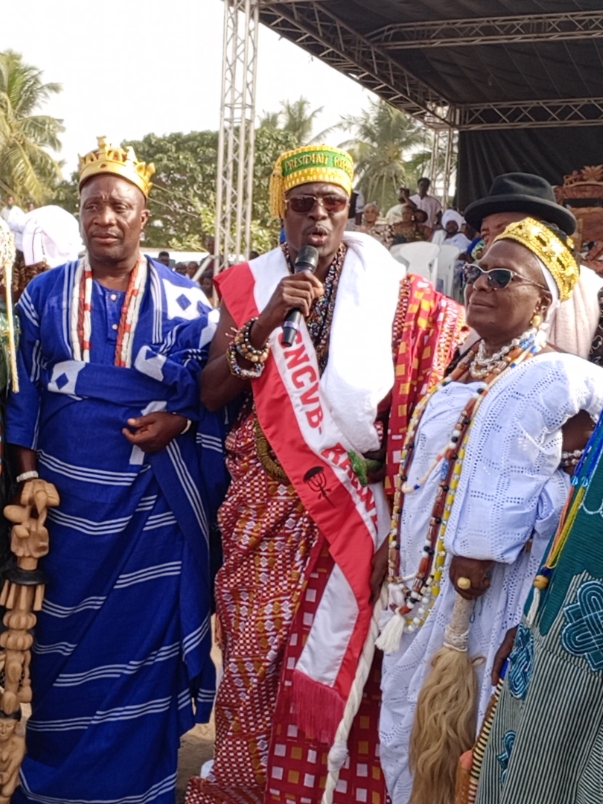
left=378, top=217, right=603, bottom=804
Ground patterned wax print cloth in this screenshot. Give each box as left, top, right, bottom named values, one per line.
left=6, top=258, right=225, bottom=804
left=476, top=414, right=603, bottom=804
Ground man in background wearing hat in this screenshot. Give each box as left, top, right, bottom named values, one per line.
left=464, top=173, right=603, bottom=360
left=6, top=137, right=220, bottom=803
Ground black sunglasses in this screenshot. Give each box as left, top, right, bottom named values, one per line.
left=286, top=194, right=349, bottom=214
left=462, top=263, right=549, bottom=292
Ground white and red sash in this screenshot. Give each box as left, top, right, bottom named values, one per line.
left=217, top=232, right=405, bottom=742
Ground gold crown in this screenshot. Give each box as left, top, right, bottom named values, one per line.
left=493, top=217, right=579, bottom=302
left=78, top=136, right=155, bottom=197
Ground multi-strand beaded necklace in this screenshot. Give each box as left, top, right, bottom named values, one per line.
left=385, top=327, right=545, bottom=635
left=281, top=242, right=346, bottom=374
left=254, top=243, right=347, bottom=482
left=70, top=254, right=147, bottom=367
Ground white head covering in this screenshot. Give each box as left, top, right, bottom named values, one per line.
left=441, top=209, right=464, bottom=229
left=4, top=205, right=26, bottom=250
left=21, top=205, right=83, bottom=268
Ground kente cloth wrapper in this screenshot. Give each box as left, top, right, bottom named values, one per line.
left=6, top=258, right=226, bottom=804
left=269, top=144, right=354, bottom=218
left=217, top=231, right=404, bottom=744
left=476, top=413, right=603, bottom=804
left=385, top=273, right=467, bottom=495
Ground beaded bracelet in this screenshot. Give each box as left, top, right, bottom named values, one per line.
left=226, top=342, right=265, bottom=379
left=234, top=318, right=270, bottom=364
left=561, top=449, right=583, bottom=468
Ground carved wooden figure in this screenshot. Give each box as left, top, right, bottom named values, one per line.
left=0, top=715, right=25, bottom=803
left=0, top=479, right=59, bottom=800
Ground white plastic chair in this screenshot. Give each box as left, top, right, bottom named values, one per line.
left=436, top=244, right=460, bottom=297
left=390, top=242, right=440, bottom=284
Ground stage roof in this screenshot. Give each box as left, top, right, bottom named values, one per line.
left=258, top=0, right=603, bottom=130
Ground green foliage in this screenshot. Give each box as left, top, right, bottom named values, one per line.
left=53, top=169, right=79, bottom=215
left=259, top=96, right=324, bottom=147
left=0, top=50, right=64, bottom=205
left=338, top=99, right=432, bottom=213
left=122, top=131, right=219, bottom=250
left=53, top=127, right=297, bottom=253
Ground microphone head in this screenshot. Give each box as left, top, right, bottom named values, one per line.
left=295, top=245, right=319, bottom=273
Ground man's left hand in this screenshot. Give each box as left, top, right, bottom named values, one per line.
left=122, top=412, right=187, bottom=454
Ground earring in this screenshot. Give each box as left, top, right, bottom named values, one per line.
left=531, top=312, right=542, bottom=328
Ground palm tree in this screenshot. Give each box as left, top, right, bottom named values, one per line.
left=280, top=98, right=323, bottom=145
left=338, top=100, right=430, bottom=213
left=258, top=97, right=324, bottom=146
left=258, top=110, right=281, bottom=130
left=0, top=50, right=64, bottom=205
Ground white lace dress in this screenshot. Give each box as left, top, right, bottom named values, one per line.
left=379, top=351, right=603, bottom=804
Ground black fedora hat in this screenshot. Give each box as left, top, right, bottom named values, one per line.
left=464, top=173, right=576, bottom=235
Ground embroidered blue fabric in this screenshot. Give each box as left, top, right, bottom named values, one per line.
left=508, top=623, right=534, bottom=699
left=561, top=578, right=603, bottom=672
left=497, top=730, right=517, bottom=783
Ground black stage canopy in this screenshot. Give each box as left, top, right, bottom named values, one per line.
left=258, top=0, right=603, bottom=207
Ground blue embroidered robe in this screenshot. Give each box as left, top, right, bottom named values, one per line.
left=6, top=258, right=222, bottom=804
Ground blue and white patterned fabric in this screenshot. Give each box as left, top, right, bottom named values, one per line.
left=6, top=257, right=224, bottom=804
left=507, top=623, right=535, bottom=700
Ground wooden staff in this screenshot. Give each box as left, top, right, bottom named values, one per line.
left=0, top=479, right=59, bottom=802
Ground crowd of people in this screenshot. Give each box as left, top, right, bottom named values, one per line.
left=0, top=137, right=600, bottom=804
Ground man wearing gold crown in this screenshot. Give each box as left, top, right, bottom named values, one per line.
left=186, top=145, right=467, bottom=804
left=5, top=137, right=224, bottom=803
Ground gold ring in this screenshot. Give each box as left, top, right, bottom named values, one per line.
left=457, top=576, right=472, bottom=590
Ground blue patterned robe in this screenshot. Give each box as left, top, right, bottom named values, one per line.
left=6, top=258, right=222, bottom=804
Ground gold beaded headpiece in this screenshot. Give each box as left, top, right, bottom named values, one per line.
left=493, top=217, right=579, bottom=302
left=78, top=136, right=155, bottom=198
left=269, top=144, right=354, bottom=218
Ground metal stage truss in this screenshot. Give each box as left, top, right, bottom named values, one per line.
left=214, top=0, right=259, bottom=265
left=255, top=1, right=603, bottom=131
left=216, top=0, right=603, bottom=242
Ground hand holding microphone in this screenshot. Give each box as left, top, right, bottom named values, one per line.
left=281, top=245, right=319, bottom=347
left=247, top=246, right=323, bottom=354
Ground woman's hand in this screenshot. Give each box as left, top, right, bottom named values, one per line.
left=449, top=555, right=494, bottom=600
left=122, top=412, right=187, bottom=454
left=370, top=538, right=389, bottom=604
left=491, top=625, right=518, bottom=685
